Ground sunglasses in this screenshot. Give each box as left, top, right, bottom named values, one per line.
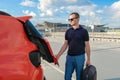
left=68, top=17, right=78, bottom=22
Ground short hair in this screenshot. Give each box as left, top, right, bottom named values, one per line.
left=70, top=12, right=80, bottom=18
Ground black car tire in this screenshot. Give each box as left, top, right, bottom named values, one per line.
left=44, top=76, right=46, bottom=80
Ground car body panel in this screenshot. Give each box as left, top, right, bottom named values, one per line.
left=0, top=11, right=58, bottom=80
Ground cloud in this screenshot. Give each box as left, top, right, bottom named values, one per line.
left=96, top=10, right=103, bottom=14
left=111, top=0, right=120, bottom=10
left=37, top=0, right=94, bottom=17
left=37, top=0, right=120, bottom=27
left=66, top=4, right=96, bottom=17
left=82, top=0, right=120, bottom=27
left=22, top=10, right=36, bottom=17
left=99, top=0, right=120, bottom=27
left=37, top=0, right=105, bottom=25
left=0, top=9, right=8, bottom=12
left=20, top=0, right=36, bottom=7
left=110, top=0, right=120, bottom=19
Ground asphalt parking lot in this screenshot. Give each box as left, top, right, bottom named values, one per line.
left=42, top=37, right=120, bottom=80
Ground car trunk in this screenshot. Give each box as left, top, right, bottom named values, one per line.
left=22, top=20, right=58, bottom=65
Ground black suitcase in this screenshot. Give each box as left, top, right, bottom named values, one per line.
left=82, top=65, right=97, bottom=80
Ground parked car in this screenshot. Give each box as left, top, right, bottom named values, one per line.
left=0, top=11, right=58, bottom=80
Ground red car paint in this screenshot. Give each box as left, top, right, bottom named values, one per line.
left=0, top=11, right=58, bottom=80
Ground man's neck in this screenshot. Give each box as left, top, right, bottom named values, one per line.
left=72, top=24, right=80, bottom=29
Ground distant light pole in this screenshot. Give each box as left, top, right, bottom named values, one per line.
left=53, top=23, right=55, bottom=38
left=90, top=25, right=94, bottom=41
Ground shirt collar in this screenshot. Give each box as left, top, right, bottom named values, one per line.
left=71, top=25, right=83, bottom=30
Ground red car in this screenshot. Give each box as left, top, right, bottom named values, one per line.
left=0, top=11, right=58, bottom=80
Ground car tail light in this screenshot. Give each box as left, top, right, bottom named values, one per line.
left=29, top=50, right=41, bottom=67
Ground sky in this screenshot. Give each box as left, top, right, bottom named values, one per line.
left=0, top=0, right=120, bottom=28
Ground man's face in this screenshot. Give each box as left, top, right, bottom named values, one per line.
left=69, top=14, right=79, bottom=26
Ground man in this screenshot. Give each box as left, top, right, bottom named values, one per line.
left=56, top=12, right=91, bottom=80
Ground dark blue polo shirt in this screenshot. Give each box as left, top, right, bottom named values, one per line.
left=65, top=25, right=89, bottom=56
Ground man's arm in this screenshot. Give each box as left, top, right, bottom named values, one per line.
left=56, top=40, right=68, bottom=59
left=85, top=41, right=91, bottom=66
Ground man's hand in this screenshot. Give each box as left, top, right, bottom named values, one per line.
left=86, top=59, right=91, bottom=66
left=55, top=54, right=60, bottom=60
